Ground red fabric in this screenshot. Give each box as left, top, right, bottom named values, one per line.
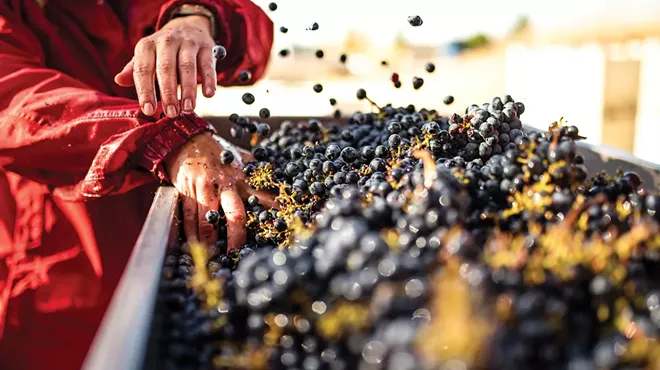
left=0, top=0, right=273, bottom=369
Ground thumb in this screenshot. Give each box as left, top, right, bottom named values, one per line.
left=114, top=58, right=135, bottom=87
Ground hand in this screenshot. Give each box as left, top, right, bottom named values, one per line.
left=165, top=132, right=276, bottom=250
left=114, top=15, right=217, bottom=118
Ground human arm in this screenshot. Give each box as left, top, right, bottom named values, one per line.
left=0, top=2, right=213, bottom=201
left=117, top=0, right=276, bottom=248
left=0, top=1, right=274, bottom=248
left=114, top=0, right=274, bottom=117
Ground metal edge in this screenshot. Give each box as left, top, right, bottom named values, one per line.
left=524, top=125, right=660, bottom=190
left=82, top=186, right=179, bottom=370
left=575, top=141, right=660, bottom=189
left=576, top=140, right=660, bottom=171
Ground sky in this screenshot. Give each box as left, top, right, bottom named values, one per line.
left=253, top=0, right=660, bottom=46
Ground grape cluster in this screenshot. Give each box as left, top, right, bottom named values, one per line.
left=155, top=93, right=660, bottom=370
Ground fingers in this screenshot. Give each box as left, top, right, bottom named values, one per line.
left=114, top=58, right=135, bottom=87
left=196, top=180, right=219, bottom=246
left=156, top=33, right=181, bottom=118
left=220, top=189, right=247, bottom=252
left=133, top=39, right=157, bottom=116
left=178, top=40, right=199, bottom=113
left=182, top=186, right=199, bottom=243
left=197, top=44, right=216, bottom=98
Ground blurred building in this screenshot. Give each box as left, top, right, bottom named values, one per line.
left=505, top=8, right=660, bottom=163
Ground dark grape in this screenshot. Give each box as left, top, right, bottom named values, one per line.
left=241, top=92, right=255, bottom=105
left=230, top=125, right=243, bottom=138
left=157, top=90, right=657, bottom=370
left=259, top=108, right=270, bottom=118
left=220, top=150, right=234, bottom=164
left=204, top=210, right=219, bottom=224
left=407, top=15, right=423, bottom=26
left=213, top=45, right=227, bottom=59
left=238, top=70, right=252, bottom=83
left=257, top=123, right=271, bottom=137
left=412, top=77, right=424, bottom=90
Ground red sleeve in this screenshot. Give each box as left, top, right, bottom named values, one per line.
left=0, top=4, right=213, bottom=202
left=156, top=0, right=274, bottom=86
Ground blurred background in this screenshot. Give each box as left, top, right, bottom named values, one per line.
left=197, top=0, right=660, bottom=163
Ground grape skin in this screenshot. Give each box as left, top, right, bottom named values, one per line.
left=155, top=94, right=660, bottom=370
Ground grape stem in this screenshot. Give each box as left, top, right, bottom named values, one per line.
left=364, top=96, right=383, bottom=112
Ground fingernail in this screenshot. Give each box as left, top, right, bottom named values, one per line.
left=166, top=105, right=177, bottom=117
left=183, top=98, right=193, bottom=112
left=205, top=86, right=215, bottom=96
left=143, top=102, right=154, bottom=116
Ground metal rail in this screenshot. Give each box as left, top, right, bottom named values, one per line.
left=576, top=140, right=660, bottom=190
left=82, top=186, right=179, bottom=370
left=525, top=126, right=660, bottom=190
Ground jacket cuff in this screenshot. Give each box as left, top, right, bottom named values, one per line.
left=136, top=113, right=215, bottom=183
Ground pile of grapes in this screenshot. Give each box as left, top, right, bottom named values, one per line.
left=156, top=93, right=660, bottom=370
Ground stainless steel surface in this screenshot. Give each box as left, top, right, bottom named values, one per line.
left=576, top=140, right=660, bottom=190
left=82, top=186, right=179, bottom=370
left=525, top=126, right=660, bottom=190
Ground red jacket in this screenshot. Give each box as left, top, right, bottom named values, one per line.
left=0, top=0, right=272, bottom=368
